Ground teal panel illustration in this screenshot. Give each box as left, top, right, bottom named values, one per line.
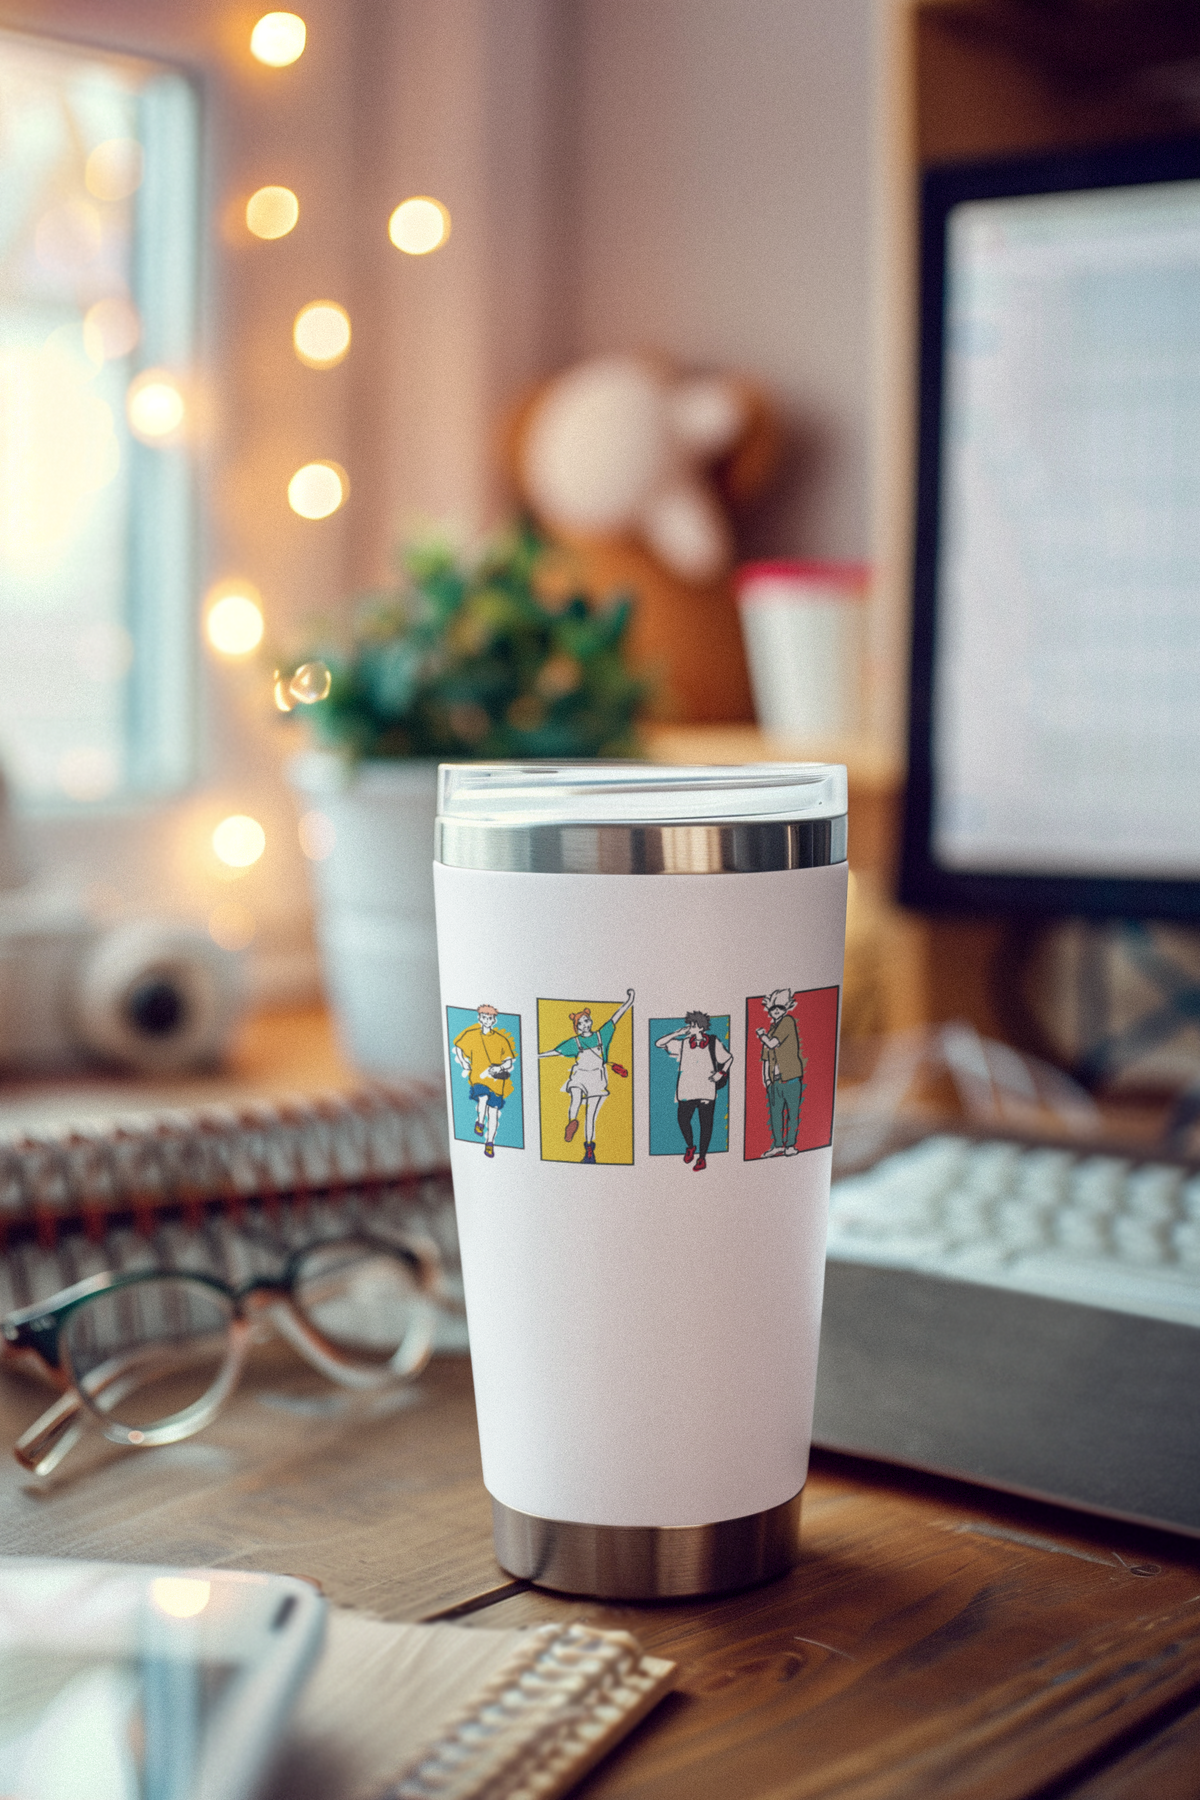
left=447, top=1005, right=524, bottom=1156
left=649, top=1013, right=733, bottom=1165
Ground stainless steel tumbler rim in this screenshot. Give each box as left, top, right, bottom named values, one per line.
left=491, top=1490, right=804, bottom=1599
left=435, top=816, right=847, bottom=874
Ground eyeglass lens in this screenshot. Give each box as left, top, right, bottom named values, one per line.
left=62, top=1276, right=236, bottom=1434
left=290, top=1242, right=430, bottom=1367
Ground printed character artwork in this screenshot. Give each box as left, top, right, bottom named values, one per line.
left=447, top=1004, right=524, bottom=1157
left=744, top=985, right=839, bottom=1160
left=649, top=1013, right=733, bottom=1169
left=537, top=991, right=635, bottom=1165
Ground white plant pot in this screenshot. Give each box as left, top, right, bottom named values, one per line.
left=288, top=754, right=443, bottom=1081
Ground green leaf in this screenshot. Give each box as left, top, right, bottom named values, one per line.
left=279, top=521, right=650, bottom=762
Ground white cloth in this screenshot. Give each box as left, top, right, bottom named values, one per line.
left=564, top=1043, right=608, bottom=1099
left=664, top=1034, right=732, bottom=1103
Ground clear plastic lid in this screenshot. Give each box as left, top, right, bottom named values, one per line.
left=436, top=762, right=847, bottom=826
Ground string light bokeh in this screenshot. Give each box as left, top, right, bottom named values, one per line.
left=388, top=195, right=451, bottom=255
left=212, top=814, right=266, bottom=869
left=293, top=300, right=351, bottom=368
left=126, top=369, right=185, bottom=442
left=274, top=661, right=332, bottom=712
left=205, top=584, right=265, bottom=656
left=250, top=13, right=307, bottom=68
left=287, top=460, right=346, bottom=519
left=245, top=184, right=299, bottom=240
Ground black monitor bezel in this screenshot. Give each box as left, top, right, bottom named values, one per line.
left=901, top=136, right=1200, bottom=922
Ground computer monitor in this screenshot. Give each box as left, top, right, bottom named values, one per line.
left=901, top=137, right=1200, bottom=921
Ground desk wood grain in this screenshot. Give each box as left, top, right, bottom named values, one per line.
left=1064, top=1701, right=1200, bottom=1800
left=4, top=1351, right=1200, bottom=1800
left=462, top=1456, right=1200, bottom=1800
left=0, top=1352, right=498, bottom=1621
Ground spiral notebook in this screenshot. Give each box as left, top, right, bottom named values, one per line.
left=268, top=1610, right=676, bottom=1800
left=0, top=1095, right=676, bottom=1798
left=0, top=1083, right=464, bottom=1334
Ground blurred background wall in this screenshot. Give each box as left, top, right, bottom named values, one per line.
left=344, top=0, right=877, bottom=579
left=567, top=0, right=875, bottom=566
left=0, top=0, right=881, bottom=1000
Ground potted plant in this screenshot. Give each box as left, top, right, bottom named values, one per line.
left=281, top=522, right=645, bottom=1080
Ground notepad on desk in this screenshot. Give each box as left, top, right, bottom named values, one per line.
left=0, top=1081, right=469, bottom=1349
left=266, top=1608, right=676, bottom=1800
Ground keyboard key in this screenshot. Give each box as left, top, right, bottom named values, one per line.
left=828, top=1135, right=1200, bottom=1328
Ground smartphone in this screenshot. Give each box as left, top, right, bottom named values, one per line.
left=0, top=1557, right=326, bottom=1800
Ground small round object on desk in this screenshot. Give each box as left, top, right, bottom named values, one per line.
left=73, top=919, right=246, bottom=1073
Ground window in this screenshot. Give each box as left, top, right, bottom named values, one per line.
left=0, top=27, right=198, bottom=808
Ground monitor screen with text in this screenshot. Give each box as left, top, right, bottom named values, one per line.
left=927, top=172, right=1200, bottom=893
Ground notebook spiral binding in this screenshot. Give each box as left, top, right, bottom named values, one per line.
left=0, top=1084, right=464, bottom=1340
left=389, top=1623, right=673, bottom=1800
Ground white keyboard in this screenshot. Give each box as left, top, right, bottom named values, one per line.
left=827, top=1134, right=1200, bottom=1329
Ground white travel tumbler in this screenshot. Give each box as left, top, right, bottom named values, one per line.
left=433, top=763, right=847, bottom=1598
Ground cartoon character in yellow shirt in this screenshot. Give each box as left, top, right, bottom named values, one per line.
left=452, top=1004, right=517, bottom=1158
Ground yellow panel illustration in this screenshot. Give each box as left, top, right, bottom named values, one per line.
left=537, top=991, right=635, bottom=1166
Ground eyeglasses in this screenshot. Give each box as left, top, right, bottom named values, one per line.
left=1, top=1234, right=443, bottom=1476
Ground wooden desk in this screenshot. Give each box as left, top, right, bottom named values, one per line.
left=4, top=1350, right=1200, bottom=1800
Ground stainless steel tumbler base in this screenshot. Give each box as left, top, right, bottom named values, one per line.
left=491, top=1489, right=804, bottom=1600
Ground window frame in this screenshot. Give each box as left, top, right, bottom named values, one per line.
left=0, top=24, right=202, bottom=814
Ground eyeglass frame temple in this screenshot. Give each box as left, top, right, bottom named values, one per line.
left=13, top=1388, right=88, bottom=1478
left=14, top=1316, right=254, bottom=1477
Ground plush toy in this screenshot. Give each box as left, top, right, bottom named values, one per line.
left=508, top=354, right=780, bottom=723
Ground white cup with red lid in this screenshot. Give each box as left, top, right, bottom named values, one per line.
left=735, top=560, right=869, bottom=738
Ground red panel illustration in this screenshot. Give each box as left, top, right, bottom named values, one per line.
left=744, top=985, right=839, bottom=1160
